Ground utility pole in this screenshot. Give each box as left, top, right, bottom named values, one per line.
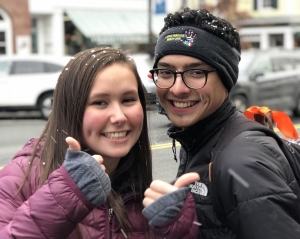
left=148, top=0, right=154, bottom=57
left=182, top=0, right=188, bottom=9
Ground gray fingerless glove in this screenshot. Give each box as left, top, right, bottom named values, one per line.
left=63, top=149, right=111, bottom=206
left=142, top=186, right=190, bottom=227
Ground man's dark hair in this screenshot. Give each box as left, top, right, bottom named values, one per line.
left=160, top=8, right=241, bottom=53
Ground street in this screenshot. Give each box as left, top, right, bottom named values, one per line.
left=1, top=106, right=300, bottom=182
left=0, top=105, right=179, bottom=181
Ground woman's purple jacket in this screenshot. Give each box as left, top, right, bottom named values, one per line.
left=0, top=138, right=198, bottom=238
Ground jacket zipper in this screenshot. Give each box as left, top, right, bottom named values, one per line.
left=184, top=153, right=191, bottom=175
left=107, top=207, right=113, bottom=239
left=107, top=195, right=135, bottom=238
left=108, top=208, right=114, bottom=224
left=181, top=143, right=190, bottom=174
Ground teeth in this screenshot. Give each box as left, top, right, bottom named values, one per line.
left=105, top=131, right=127, bottom=139
left=173, top=101, right=196, bottom=108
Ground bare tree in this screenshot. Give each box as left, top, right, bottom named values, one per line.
left=201, top=0, right=250, bottom=24
left=200, top=0, right=252, bottom=49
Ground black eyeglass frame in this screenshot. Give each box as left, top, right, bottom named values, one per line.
left=149, top=68, right=217, bottom=90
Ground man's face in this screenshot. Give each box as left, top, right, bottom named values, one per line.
left=156, top=55, right=228, bottom=128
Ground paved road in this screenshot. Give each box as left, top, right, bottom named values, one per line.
left=1, top=107, right=300, bottom=182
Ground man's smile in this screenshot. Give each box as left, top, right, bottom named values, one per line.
left=172, top=101, right=198, bottom=108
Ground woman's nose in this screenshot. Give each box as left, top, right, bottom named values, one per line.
left=110, top=105, right=127, bottom=125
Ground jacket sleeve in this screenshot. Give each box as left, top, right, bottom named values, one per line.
left=215, top=131, right=300, bottom=239
left=150, top=192, right=199, bottom=238
left=0, top=160, right=94, bottom=239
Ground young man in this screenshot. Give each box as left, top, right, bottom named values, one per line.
left=142, top=8, right=300, bottom=238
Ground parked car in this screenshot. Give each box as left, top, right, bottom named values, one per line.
left=0, top=55, right=71, bottom=119
left=131, top=53, right=156, bottom=104
left=230, top=50, right=300, bottom=116
left=157, top=50, right=300, bottom=117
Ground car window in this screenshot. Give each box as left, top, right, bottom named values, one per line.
left=250, top=56, right=272, bottom=75
left=0, top=60, right=11, bottom=76
left=45, top=62, right=64, bottom=73
left=11, top=61, right=45, bottom=74
left=239, top=54, right=255, bottom=74
left=295, top=57, right=300, bottom=69
left=272, top=57, right=294, bottom=72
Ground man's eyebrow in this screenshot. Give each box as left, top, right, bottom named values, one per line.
left=187, top=62, right=208, bottom=68
left=157, top=61, right=208, bottom=69
left=157, top=62, right=173, bottom=68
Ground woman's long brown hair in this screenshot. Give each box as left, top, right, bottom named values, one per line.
left=19, top=47, right=153, bottom=236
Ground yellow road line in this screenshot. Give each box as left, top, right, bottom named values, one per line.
left=151, top=142, right=181, bottom=150
left=1, top=124, right=300, bottom=170
left=150, top=124, right=300, bottom=150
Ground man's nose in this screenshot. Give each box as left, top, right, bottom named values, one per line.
left=170, top=74, right=191, bottom=95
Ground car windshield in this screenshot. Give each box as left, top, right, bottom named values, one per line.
left=239, top=53, right=255, bottom=74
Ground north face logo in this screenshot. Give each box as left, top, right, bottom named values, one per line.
left=190, top=181, right=208, bottom=196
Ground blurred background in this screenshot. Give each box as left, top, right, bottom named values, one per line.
left=1, top=0, right=300, bottom=180
left=1, top=0, right=300, bottom=117
left=1, top=0, right=300, bottom=58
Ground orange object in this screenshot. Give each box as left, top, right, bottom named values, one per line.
left=244, top=106, right=299, bottom=140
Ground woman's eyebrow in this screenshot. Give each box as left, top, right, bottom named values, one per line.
left=89, top=92, right=108, bottom=98
left=89, top=90, right=138, bottom=99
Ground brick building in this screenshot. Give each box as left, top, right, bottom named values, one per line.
left=0, top=0, right=31, bottom=54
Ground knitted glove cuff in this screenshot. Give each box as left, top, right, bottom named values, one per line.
left=142, top=186, right=190, bottom=227
left=63, top=149, right=111, bottom=206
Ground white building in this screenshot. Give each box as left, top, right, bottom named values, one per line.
left=3, top=0, right=300, bottom=56
left=237, top=0, right=300, bottom=50
left=0, top=0, right=199, bottom=55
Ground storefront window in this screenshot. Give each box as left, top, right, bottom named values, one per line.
left=31, top=18, right=38, bottom=53
left=0, top=31, right=5, bottom=54
left=0, top=10, right=7, bottom=54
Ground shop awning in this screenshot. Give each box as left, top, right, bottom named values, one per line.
left=65, top=9, right=164, bottom=45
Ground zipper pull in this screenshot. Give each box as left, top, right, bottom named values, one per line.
left=108, top=208, right=114, bottom=224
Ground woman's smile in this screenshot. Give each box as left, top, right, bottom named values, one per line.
left=102, top=131, right=129, bottom=140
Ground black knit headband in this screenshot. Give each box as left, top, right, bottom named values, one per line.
left=153, top=26, right=241, bottom=91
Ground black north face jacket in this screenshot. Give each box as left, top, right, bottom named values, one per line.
left=167, top=98, right=300, bottom=239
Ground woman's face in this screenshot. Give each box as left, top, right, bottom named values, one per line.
left=82, top=63, right=144, bottom=164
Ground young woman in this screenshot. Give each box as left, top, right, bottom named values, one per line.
left=0, top=47, right=153, bottom=238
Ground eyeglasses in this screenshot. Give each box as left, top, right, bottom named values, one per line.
left=149, top=68, right=216, bottom=90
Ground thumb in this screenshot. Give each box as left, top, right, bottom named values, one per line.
left=65, top=137, right=81, bottom=151
left=147, top=72, right=152, bottom=79
left=173, top=172, right=200, bottom=188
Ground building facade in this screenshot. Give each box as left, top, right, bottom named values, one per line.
left=237, top=0, right=300, bottom=50
left=198, top=0, right=300, bottom=50
left=0, top=0, right=31, bottom=55
left=0, top=0, right=202, bottom=56
left=1, top=0, right=299, bottom=56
